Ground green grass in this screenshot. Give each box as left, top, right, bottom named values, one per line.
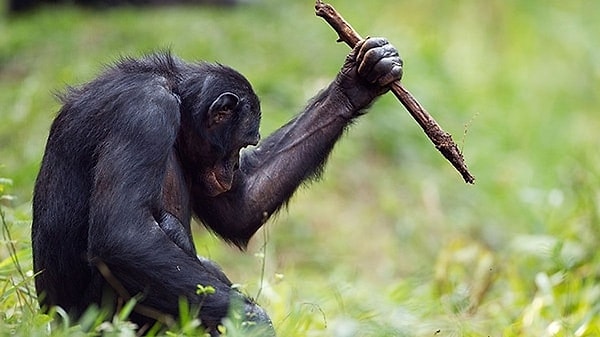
left=1, top=0, right=599, bottom=336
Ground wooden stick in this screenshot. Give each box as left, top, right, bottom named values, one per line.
left=315, top=0, right=475, bottom=184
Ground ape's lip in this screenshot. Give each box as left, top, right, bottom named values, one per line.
left=214, top=171, right=233, bottom=192
left=206, top=169, right=233, bottom=196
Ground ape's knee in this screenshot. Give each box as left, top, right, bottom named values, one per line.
left=227, top=292, right=275, bottom=336
left=244, top=299, right=274, bottom=330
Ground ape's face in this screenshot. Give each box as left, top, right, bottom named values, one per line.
left=196, top=91, right=261, bottom=196
left=178, top=69, right=261, bottom=197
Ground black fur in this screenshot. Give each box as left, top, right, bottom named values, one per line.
left=32, top=38, right=402, bottom=335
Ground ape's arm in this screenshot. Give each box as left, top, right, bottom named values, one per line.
left=193, top=38, right=402, bottom=247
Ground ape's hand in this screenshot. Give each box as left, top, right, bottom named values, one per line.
left=335, top=37, right=402, bottom=113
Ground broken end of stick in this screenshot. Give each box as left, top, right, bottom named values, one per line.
left=315, top=0, right=326, bottom=13
left=315, top=1, right=331, bottom=19
left=463, top=171, right=476, bottom=184
left=315, top=0, right=362, bottom=47
left=436, top=140, right=475, bottom=184
left=457, top=161, right=476, bottom=185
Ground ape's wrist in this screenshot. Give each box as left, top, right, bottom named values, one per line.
left=331, top=72, right=379, bottom=117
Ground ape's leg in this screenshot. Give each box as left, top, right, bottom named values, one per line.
left=156, top=211, right=274, bottom=334
left=157, top=211, right=196, bottom=258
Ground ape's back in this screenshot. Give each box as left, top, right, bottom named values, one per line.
left=31, top=54, right=183, bottom=315
left=32, top=104, right=98, bottom=314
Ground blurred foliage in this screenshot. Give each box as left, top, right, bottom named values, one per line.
left=1, top=0, right=599, bottom=336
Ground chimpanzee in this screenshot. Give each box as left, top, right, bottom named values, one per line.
left=32, top=37, right=402, bottom=335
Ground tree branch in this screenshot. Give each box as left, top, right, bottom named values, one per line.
left=315, top=0, right=475, bottom=184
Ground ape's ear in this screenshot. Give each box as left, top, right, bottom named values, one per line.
left=208, top=92, right=239, bottom=128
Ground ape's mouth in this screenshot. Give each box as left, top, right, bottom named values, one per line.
left=212, top=171, right=233, bottom=194
left=203, top=166, right=234, bottom=197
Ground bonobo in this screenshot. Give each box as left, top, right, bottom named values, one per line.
left=32, top=37, right=402, bottom=335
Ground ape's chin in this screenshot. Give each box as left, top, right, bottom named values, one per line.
left=202, top=170, right=233, bottom=197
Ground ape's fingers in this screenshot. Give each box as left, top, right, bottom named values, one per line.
left=356, top=37, right=389, bottom=62
left=368, top=57, right=403, bottom=86
left=357, top=42, right=400, bottom=82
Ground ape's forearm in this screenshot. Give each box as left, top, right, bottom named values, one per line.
left=242, top=84, right=354, bottom=204
left=193, top=82, right=360, bottom=247
left=192, top=37, right=402, bottom=247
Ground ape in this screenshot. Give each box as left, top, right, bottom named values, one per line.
left=32, top=37, right=402, bottom=335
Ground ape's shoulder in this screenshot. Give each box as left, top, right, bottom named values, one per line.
left=57, top=52, right=183, bottom=106
left=114, top=51, right=185, bottom=80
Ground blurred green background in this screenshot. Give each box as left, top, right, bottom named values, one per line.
left=1, top=0, right=599, bottom=336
